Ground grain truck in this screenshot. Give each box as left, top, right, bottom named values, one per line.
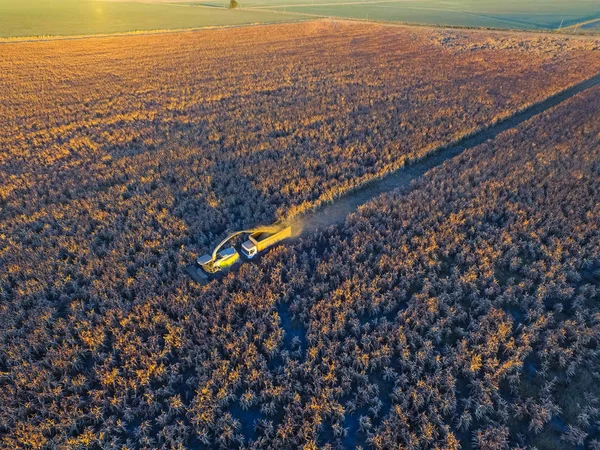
left=195, top=223, right=291, bottom=276
left=241, top=224, right=292, bottom=259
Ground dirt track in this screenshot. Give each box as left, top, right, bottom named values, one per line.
left=188, top=71, right=600, bottom=283
left=294, top=72, right=600, bottom=235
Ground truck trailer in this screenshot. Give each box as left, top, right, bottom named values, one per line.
left=241, top=225, right=292, bottom=259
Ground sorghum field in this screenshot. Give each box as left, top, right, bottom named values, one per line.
left=1, top=19, right=599, bottom=449
left=190, top=83, right=600, bottom=449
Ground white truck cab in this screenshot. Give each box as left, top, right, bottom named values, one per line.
left=241, top=240, right=257, bottom=259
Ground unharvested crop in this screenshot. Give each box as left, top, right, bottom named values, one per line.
left=0, top=20, right=599, bottom=448
left=176, top=85, right=600, bottom=449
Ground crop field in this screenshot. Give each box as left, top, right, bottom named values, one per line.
left=228, top=0, right=600, bottom=31
left=1, top=20, right=600, bottom=448
left=0, top=0, right=307, bottom=38
left=191, top=83, right=600, bottom=449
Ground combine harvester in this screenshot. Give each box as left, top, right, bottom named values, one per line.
left=193, top=223, right=292, bottom=279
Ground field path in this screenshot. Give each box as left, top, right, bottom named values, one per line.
left=563, top=17, right=600, bottom=32
left=187, top=72, right=600, bottom=283
left=294, top=72, right=600, bottom=235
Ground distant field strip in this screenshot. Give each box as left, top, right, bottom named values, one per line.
left=2, top=0, right=599, bottom=36
left=246, top=1, right=405, bottom=8
left=235, top=0, right=600, bottom=30
left=0, top=0, right=311, bottom=37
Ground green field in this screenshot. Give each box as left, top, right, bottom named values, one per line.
left=0, top=0, right=307, bottom=38
left=1, top=0, right=598, bottom=38
left=234, top=0, right=600, bottom=31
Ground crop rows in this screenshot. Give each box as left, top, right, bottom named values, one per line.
left=1, top=21, right=599, bottom=448
left=175, top=85, right=599, bottom=449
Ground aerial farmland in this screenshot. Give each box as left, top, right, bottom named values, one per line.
left=1, top=5, right=600, bottom=450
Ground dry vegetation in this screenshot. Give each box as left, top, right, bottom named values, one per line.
left=1, top=20, right=600, bottom=449
left=159, top=85, right=598, bottom=449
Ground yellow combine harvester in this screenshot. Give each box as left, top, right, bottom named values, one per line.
left=197, top=223, right=292, bottom=275
left=196, top=247, right=239, bottom=274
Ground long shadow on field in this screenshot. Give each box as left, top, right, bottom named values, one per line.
left=184, top=73, right=600, bottom=285
left=295, top=73, right=600, bottom=235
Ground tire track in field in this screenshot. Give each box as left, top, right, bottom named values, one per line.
left=293, top=72, right=600, bottom=234
left=188, top=72, right=600, bottom=283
